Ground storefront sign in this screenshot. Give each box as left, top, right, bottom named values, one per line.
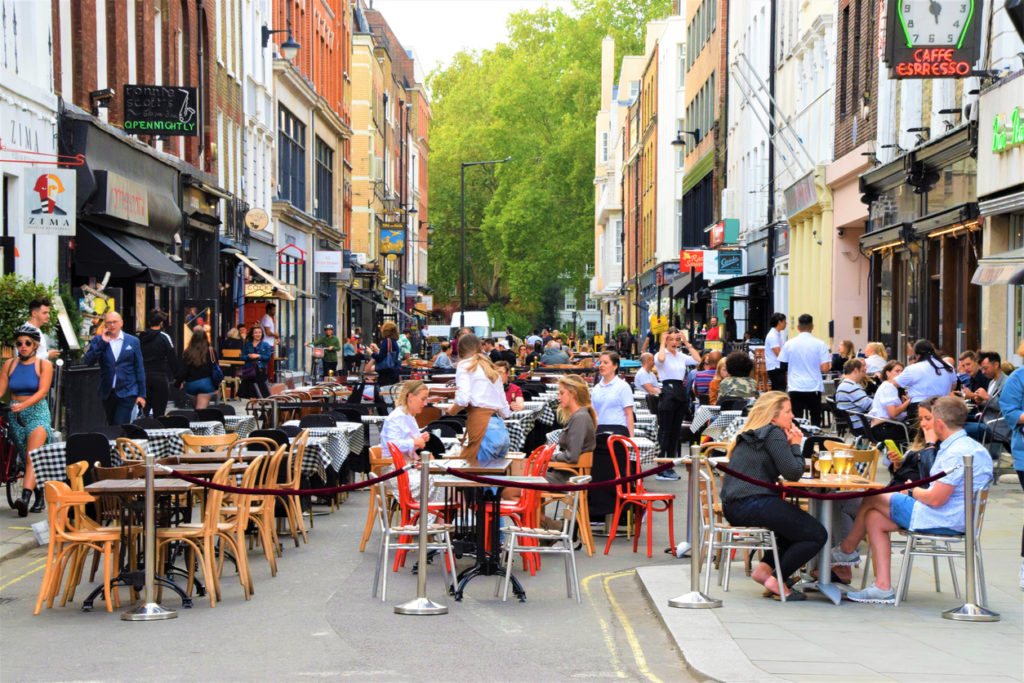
left=718, top=250, right=744, bottom=275
left=992, top=107, right=1024, bottom=153
left=421, top=295, right=433, bottom=311
left=96, top=170, right=149, bottom=226
left=245, top=208, right=269, bottom=231
left=707, top=218, right=740, bottom=248
left=314, top=250, right=343, bottom=273
left=884, top=0, right=982, bottom=79
left=709, top=222, right=725, bottom=247
left=680, top=249, right=704, bottom=273
left=24, top=169, right=76, bottom=235
left=784, top=173, right=817, bottom=218
left=379, top=228, right=405, bottom=256
left=122, top=85, right=198, bottom=136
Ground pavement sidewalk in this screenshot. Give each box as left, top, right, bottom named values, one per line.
left=0, top=517, right=42, bottom=563
left=637, top=474, right=1024, bottom=682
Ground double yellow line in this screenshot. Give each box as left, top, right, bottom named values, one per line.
left=0, top=555, right=47, bottom=592
left=582, top=569, right=661, bottom=683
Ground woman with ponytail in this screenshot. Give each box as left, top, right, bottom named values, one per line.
left=893, top=339, right=956, bottom=430
left=446, top=332, right=511, bottom=462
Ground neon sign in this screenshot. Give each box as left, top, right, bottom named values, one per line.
left=993, top=108, right=1024, bottom=153
left=885, top=1, right=981, bottom=79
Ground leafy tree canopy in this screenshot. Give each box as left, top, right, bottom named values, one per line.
left=426, top=0, right=673, bottom=322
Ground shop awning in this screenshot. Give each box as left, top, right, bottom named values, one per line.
left=707, top=274, right=763, bottom=291
left=74, top=225, right=187, bottom=286
left=971, top=247, right=1024, bottom=286
left=235, top=253, right=295, bottom=301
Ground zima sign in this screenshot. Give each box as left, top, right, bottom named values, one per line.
left=25, top=169, right=76, bottom=236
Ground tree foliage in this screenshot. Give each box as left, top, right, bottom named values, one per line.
left=426, top=0, right=673, bottom=320
left=0, top=274, right=57, bottom=347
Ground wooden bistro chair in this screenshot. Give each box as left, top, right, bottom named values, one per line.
left=181, top=433, right=240, bottom=453
left=540, top=451, right=595, bottom=556
left=359, top=445, right=394, bottom=552
left=218, top=453, right=271, bottom=600
left=114, top=437, right=147, bottom=464
left=603, top=435, right=675, bottom=558
left=278, top=429, right=310, bottom=547
left=34, top=481, right=122, bottom=614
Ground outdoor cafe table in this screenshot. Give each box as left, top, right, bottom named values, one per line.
left=173, top=450, right=267, bottom=463
left=280, top=421, right=365, bottom=471
left=431, top=463, right=548, bottom=601
left=189, top=420, right=227, bottom=436
left=29, top=428, right=190, bottom=485
left=790, top=474, right=884, bottom=605
left=80, top=478, right=198, bottom=611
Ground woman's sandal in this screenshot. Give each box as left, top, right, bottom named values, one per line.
left=761, top=576, right=798, bottom=598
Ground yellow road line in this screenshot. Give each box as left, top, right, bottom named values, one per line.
left=7, top=526, right=32, bottom=530
left=0, top=560, right=45, bottom=592
left=603, top=571, right=661, bottom=683
left=582, top=570, right=629, bottom=679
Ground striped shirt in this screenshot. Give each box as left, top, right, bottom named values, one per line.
left=835, top=378, right=873, bottom=430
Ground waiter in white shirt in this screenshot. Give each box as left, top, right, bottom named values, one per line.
left=446, top=333, right=511, bottom=463
left=763, top=312, right=786, bottom=391
left=778, top=313, right=831, bottom=426
left=893, top=339, right=956, bottom=431
left=654, top=327, right=700, bottom=481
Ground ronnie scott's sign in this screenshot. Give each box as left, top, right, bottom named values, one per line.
left=122, top=85, right=198, bottom=136
left=992, top=107, right=1024, bottom=154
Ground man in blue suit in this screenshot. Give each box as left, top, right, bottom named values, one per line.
left=83, top=311, right=147, bottom=425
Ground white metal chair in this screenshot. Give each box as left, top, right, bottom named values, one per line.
left=498, top=475, right=590, bottom=603
left=697, top=466, right=788, bottom=602
left=893, top=487, right=990, bottom=607
left=370, top=480, right=456, bottom=602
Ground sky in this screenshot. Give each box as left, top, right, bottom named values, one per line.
left=368, top=0, right=577, bottom=80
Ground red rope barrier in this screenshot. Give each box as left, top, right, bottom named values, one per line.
left=713, top=462, right=950, bottom=500
left=442, top=460, right=676, bottom=492
left=160, top=464, right=411, bottom=496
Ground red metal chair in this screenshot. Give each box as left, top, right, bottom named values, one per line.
left=490, top=444, right=557, bottom=574
left=386, top=442, right=457, bottom=570
left=603, top=435, right=675, bottom=558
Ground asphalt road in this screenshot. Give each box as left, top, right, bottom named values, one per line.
left=0, top=482, right=700, bottom=682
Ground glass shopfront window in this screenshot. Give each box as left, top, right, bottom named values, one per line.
left=925, top=157, right=977, bottom=215
left=869, top=184, right=917, bottom=232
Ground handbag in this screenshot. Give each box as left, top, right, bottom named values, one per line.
left=209, top=349, right=224, bottom=386
left=375, top=339, right=397, bottom=373
left=240, top=364, right=258, bottom=381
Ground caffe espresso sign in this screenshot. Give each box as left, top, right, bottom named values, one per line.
left=122, top=85, right=198, bottom=136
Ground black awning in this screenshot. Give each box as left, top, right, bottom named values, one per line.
left=74, top=225, right=187, bottom=286
left=708, top=274, right=764, bottom=291
left=670, top=272, right=706, bottom=297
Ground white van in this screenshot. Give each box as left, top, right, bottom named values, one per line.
left=450, top=311, right=492, bottom=339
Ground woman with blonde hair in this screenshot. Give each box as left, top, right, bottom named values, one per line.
left=719, top=391, right=827, bottom=600
left=708, top=357, right=729, bottom=405
left=549, top=374, right=597, bottom=481
left=381, top=380, right=438, bottom=501
left=864, top=342, right=888, bottom=375
left=446, top=333, right=510, bottom=462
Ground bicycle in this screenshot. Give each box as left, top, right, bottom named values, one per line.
left=0, top=403, right=25, bottom=509
left=308, top=345, right=326, bottom=384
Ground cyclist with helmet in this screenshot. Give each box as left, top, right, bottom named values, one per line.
left=0, top=325, right=54, bottom=515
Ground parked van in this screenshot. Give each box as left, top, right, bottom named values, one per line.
left=450, top=311, right=492, bottom=340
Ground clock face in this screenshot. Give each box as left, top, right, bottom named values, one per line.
left=898, top=0, right=974, bottom=47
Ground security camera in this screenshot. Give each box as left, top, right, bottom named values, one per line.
left=837, top=228, right=845, bottom=237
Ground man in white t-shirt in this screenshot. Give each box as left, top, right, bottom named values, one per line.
left=778, top=313, right=831, bottom=426
left=26, top=297, right=60, bottom=361
left=763, top=312, right=786, bottom=391
left=261, top=302, right=279, bottom=381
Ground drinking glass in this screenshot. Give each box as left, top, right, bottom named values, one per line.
left=835, top=452, right=852, bottom=480
left=817, top=454, right=833, bottom=480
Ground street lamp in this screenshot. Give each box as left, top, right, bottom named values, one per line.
left=261, top=3, right=300, bottom=61
left=460, top=156, right=512, bottom=314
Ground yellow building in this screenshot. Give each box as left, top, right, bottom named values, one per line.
left=784, top=167, right=834, bottom=338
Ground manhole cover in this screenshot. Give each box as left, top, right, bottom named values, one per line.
left=0, top=597, right=17, bottom=606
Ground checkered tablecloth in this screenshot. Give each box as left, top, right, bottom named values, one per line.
left=282, top=423, right=365, bottom=471
left=29, top=433, right=185, bottom=484
left=224, top=415, right=257, bottom=438
left=504, top=406, right=540, bottom=452
left=143, top=428, right=189, bottom=457
left=703, top=412, right=745, bottom=442
left=536, top=397, right=562, bottom=427
left=361, top=414, right=386, bottom=427
left=690, top=405, right=721, bottom=433
left=633, top=410, right=659, bottom=441
left=189, top=421, right=227, bottom=436
left=546, top=430, right=660, bottom=466
left=302, top=438, right=330, bottom=481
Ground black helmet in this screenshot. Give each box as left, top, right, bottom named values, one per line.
left=324, top=324, right=335, bottom=330
left=13, top=324, right=41, bottom=343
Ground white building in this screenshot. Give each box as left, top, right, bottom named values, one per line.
left=557, top=287, right=601, bottom=338
left=0, top=1, right=59, bottom=285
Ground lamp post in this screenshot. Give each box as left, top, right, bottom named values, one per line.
left=460, top=157, right=512, bottom=315
left=261, top=2, right=301, bottom=61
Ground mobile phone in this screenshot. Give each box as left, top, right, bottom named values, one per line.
left=884, top=439, right=901, bottom=459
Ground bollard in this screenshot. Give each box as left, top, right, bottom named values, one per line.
left=942, top=452, right=999, bottom=622
left=668, top=445, right=722, bottom=609
left=122, top=453, right=177, bottom=620
left=395, top=450, right=448, bottom=615
left=271, top=399, right=280, bottom=429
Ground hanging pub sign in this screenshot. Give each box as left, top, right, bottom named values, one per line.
left=122, top=85, right=199, bottom=136
left=379, top=228, right=405, bottom=256
left=884, top=0, right=982, bottom=78
left=24, top=169, right=76, bottom=235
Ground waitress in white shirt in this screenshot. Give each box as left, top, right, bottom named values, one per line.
left=893, top=339, right=956, bottom=431
left=381, top=380, right=437, bottom=501
left=587, top=350, right=637, bottom=518
left=654, top=327, right=696, bottom=481
left=869, top=360, right=911, bottom=443
left=763, top=312, right=787, bottom=391
left=446, top=333, right=511, bottom=463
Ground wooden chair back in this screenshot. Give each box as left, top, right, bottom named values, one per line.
left=226, top=437, right=281, bottom=461
left=65, top=461, right=89, bottom=492
left=114, top=438, right=146, bottom=463
left=181, top=433, right=239, bottom=453
left=824, top=442, right=881, bottom=480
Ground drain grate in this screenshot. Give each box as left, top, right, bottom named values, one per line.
left=0, top=597, right=18, bottom=606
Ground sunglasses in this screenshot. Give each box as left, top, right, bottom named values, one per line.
left=14, top=340, right=35, bottom=348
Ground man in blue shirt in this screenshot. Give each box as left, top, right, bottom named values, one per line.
left=835, top=359, right=873, bottom=433
left=835, top=396, right=992, bottom=603
left=83, top=311, right=147, bottom=425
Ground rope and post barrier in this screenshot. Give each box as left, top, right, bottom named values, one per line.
left=668, top=445, right=722, bottom=609
left=942, top=452, right=999, bottom=622
left=394, top=450, right=448, bottom=616
left=121, top=453, right=177, bottom=621
left=157, top=462, right=411, bottom=496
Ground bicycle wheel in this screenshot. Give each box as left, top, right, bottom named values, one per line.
left=4, top=449, right=23, bottom=509
left=6, top=472, right=23, bottom=509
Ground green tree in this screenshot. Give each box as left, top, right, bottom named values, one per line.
left=426, top=0, right=672, bottom=322
left=0, top=274, right=57, bottom=346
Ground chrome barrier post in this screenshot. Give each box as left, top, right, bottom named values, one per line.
left=271, top=399, right=280, bottom=429
left=395, top=450, right=448, bottom=615
left=942, top=453, right=998, bottom=622
left=122, top=453, right=177, bottom=621
left=669, top=445, right=721, bottom=609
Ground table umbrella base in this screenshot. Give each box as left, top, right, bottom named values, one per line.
left=394, top=597, right=448, bottom=615
left=121, top=602, right=178, bottom=621
left=942, top=603, right=1000, bottom=622
left=668, top=591, right=722, bottom=609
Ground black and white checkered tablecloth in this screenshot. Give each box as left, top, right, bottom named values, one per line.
left=702, top=412, right=745, bottom=442
left=282, top=423, right=365, bottom=471
left=535, top=396, right=561, bottom=426
left=189, top=421, right=227, bottom=436
left=224, top=415, right=257, bottom=438
left=690, top=405, right=721, bottom=433
left=546, top=430, right=660, bottom=465
left=504, top=406, right=541, bottom=451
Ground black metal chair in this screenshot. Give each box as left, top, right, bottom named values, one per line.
left=132, top=417, right=164, bottom=429
left=65, top=432, right=113, bottom=473
left=329, top=410, right=362, bottom=424
left=716, top=396, right=750, bottom=413
left=167, top=409, right=197, bottom=421
left=424, top=421, right=460, bottom=439
left=97, top=425, right=125, bottom=440
left=120, top=423, right=149, bottom=439
left=157, top=415, right=191, bottom=429
left=299, top=414, right=336, bottom=428
left=280, top=425, right=302, bottom=438
left=196, top=407, right=226, bottom=423
left=208, top=402, right=236, bottom=415
left=249, top=428, right=290, bottom=448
